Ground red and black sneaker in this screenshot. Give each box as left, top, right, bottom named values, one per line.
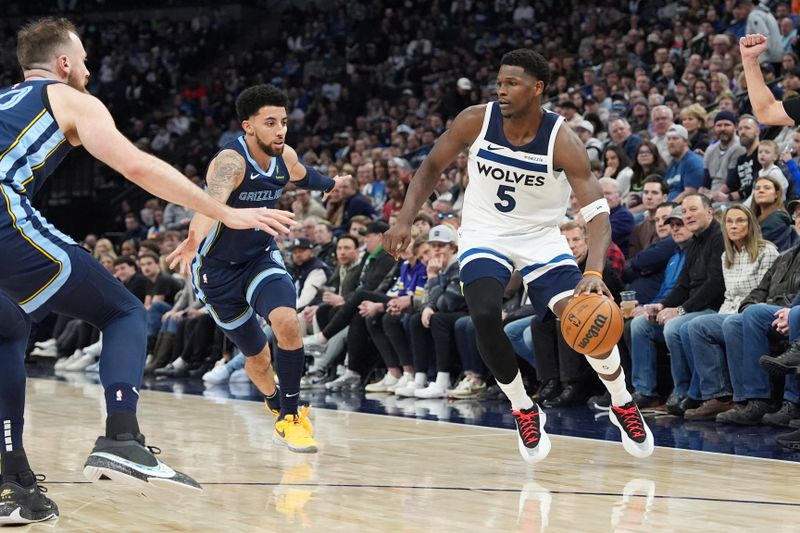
left=511, top=404, right=551, bottom=464
left=609, top=401, right=654, bottom=458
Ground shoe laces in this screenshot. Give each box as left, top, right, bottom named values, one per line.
left=612, top=405, right=645, bottom=439
left=512, top=409, right=541, bottom=445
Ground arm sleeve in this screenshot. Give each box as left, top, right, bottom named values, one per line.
left=783, top=97, right=800, bottom=125
left=297, top=269, right=327, bottom=309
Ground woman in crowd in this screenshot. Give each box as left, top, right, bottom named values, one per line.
left=681, top=205, right=778, bottom=420
left=752, top=176, right=796, bottom=251
left=680, top=103, right=710, bottom=153
left=603, top=144, right=634, bottom=198
left=628, top=141, right=666, bottom=213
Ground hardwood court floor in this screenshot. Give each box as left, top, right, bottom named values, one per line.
left=16, top=378, right=800, bottom=532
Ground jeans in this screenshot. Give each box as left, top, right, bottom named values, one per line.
left=504, top=316, right=535, bottom=367
left=630, top=310, right=711, bottom=397
left=146, top=301, right=172, bottom=338
left=686, top=314, right=734, bottom=400
left=454, top=316, right=487, bottom=376
left=723, top=304, right=778, bottom=401
left=665, top=310, right=713, bottom=399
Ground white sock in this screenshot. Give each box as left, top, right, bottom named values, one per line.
left=585, top=346, right=632, bottom=406
left=414, top=372, right=427, bottom=386
left=497, top=371, right=534, bottom=411
left=435, top=372, right=450, bottom=389
left=172, top=357, right=186, bottom=370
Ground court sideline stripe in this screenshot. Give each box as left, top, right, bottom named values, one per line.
left=40, top=480, right=800, bottom=508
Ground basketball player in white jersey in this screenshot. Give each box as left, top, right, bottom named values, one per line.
left=383, top=49, right=654, bottom=463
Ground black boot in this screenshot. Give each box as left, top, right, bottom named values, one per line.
left=759, top=341, right=800, bottom=376
left=543, top=383, right=587, bottom=408
left=533, top=378, right=561, bottom=402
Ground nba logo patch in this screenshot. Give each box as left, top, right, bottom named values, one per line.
left=116, top=389, right=123, bottom=402
left=203, top=273, right=208, bottom=284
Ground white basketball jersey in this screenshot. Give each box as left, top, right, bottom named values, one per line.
left=461, top=102, right=571, bottom=236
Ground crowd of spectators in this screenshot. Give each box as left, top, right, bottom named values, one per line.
left=20, top=0, right=800, bottom=450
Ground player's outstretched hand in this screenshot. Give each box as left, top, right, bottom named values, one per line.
left=221, top=207, right=296, bottom=235
left=573, top=273, right=613, bottom=299
left=167, top=229, right=201, bottom=275
left=382, top=223, right=412, bottom=259
left=739, top=34, right=769, bottom=60
left=322, top=174, right=352, bottom=202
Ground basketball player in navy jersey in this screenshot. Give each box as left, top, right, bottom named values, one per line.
left=168, top=84, right=346, bottom=454
left=0, top=19, right=295, bottom=525
left=383, top=49, right=654, bottom=464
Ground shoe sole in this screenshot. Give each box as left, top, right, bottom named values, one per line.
left=0, top=507, right=58, bottom=525
left=84, top=455, right=202, bottom=494
left=760, top=357, right=798, bottom=376
left=272, top=434, right=318, bottom=454
left=518, top=409, right=550, bottom=465
left=609, top=410, right=655, bottom=458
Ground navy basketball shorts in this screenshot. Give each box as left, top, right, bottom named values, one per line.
left=191, top=250, right=296, bottom=356
left=458, top=225, right=582, bottom=319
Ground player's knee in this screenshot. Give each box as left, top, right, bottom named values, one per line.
left=248, top=346, right=272, bottom=369
left=0, top=304, right=30, bottom=341
left=470, top=300, right=503, bottom=328
left=269, top=307, right=302, bottom=342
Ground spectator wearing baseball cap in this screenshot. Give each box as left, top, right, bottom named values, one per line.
left=663, top=125, right=705, bottom=202
left=290, top=238, right=333, bottom=311
left=573, top=120, right=604, bottom=162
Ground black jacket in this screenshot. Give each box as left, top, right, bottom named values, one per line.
left=660, top=219, right=725, bottom=312
left=424, top=258, right=467, bottom=313
left=355, top=247, right=395, bottom=292
left=740, top=244, right=800, bottom=311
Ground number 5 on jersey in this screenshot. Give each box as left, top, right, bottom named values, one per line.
left=495, top=184, right=516, bottom=213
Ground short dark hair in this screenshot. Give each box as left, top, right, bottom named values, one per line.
left=336, top=234, right=359, bottom=249
left=236, top=84, right=288, bottom=122
left=113, top=256, right=137, bottom=268
left=643, top=175, right=669, bottom=194
left=138, top=240, right=160, bottom=256
left=17, top=17, right=77, bottom=70
left=655, top=201, right=676, bottom=212
left=138, top=251, right=159, bottom=264
left=500, top=49, right=550, bottom=88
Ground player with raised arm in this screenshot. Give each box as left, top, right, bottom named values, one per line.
left=0, top=19, right=295, bottom=525
left=383, top=49, right=654, bottom=464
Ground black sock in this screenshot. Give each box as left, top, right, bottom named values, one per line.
left=105, top=411, right=141, bottom=439
left=276, top=346, right=304, bottom=419
left=265, top=386, right=281, bottom=412
left=1, top=449, right=32, bottom=484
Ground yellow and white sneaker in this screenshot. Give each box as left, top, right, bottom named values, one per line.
left=273, top=415, right=318, bottom=453
left=266, top=402, right=314, bottom=436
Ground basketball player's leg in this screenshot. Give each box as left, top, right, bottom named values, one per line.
left=44, top=248, right=202, bottom=490
left=461, top=258, right=551, bottom=464
left=0, top=294, right=58, bottom=524
left=550, top=283, right=653, bottom=458
left=250, top=275, right=318, bottom=453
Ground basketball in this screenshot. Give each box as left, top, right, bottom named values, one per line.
left=560, top=293, right=623, bottom=356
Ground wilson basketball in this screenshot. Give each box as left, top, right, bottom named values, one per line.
left=560, top=293, right=623, bottom=356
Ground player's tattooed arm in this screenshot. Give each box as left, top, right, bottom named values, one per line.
left=205, top=149, right=246, bottom=202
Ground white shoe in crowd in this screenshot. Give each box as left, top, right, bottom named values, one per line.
left=229, top=369, right=251, bottom=383
left=395, top=380, right=426, bottom=398
left=203, top=364, right=232, bottom=385
left=414, top=382, right=447, bottom=399
left=54, top=349, right=82, bottom=371
left=325, top=372, right=361, bottom=391
left=447, top=377, right=487, bottom=399
left=364, top=373, right=399, bottom=393
left=386, top=373, right=413, bottom=393
left=35, top=338, right=57, bottom=350
left=64, top=350, right=97, bottom=371
left=82, top=339, right=103, bottom=358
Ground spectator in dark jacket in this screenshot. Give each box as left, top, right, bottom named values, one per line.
left=336, top=175, right=375, bottom=234
left=630, top=194, right=726, bottom=408
left=623, top=202, right=678, bottom=305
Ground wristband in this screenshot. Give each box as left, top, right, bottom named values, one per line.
left=583, top=270, right=603, bottom=279
left=579, top=198, right=610, bottom=223
left=295, top=165, right=336, bottom=193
